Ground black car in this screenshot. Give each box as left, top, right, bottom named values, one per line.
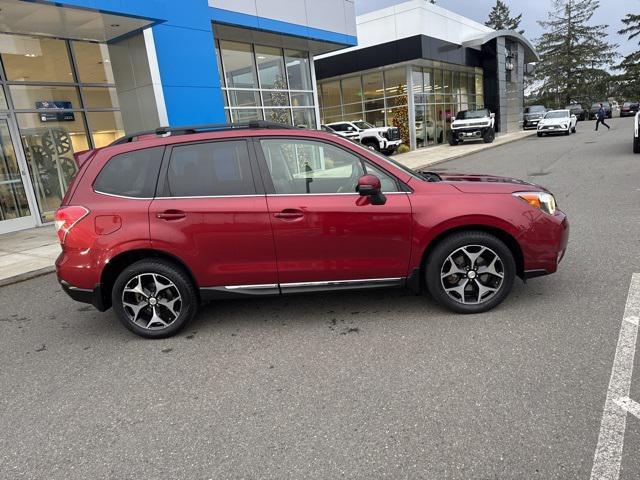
left=621, top=101, right=639, bottom=117
left=589, top=102, right=612, bottom=120
left=523, top=105, right=547, bottom=129
left=565, top=104, right=586, bottom=121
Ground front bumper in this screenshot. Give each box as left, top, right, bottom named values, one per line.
left=519, top=210, right=569, bottom=278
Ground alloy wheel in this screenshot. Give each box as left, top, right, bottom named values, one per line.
left=440, top=245, right=505, bottom=305
left=121, top=273, right=182, bottom=330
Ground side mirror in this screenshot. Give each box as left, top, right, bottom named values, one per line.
left=357, top=174, right=386, bottom=205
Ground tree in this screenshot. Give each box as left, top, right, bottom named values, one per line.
left=485, top=0, right=524, bottom=34
left=535, top=0, right=618, bottom=107
left=615, top=13, right=640, bottom=99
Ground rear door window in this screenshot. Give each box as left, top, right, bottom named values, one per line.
left=166, top=140, right=256, bottom=197
left=94, top=146, right=164, bottom=198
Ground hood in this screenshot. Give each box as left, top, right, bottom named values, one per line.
left=363, top=127, right=393, bottom=134
left=437, top=172, right=546, bottom=194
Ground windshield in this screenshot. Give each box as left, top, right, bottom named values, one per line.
left=455, top=109, right=490, bottom=120
left=526, top=106, right=546, bottom=113
left=545, top=111, right=569, bottom=119
left=353, top=121, right=374, bottom=130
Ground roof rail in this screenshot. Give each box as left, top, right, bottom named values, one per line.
left=109, top=120, right=297, bottom=146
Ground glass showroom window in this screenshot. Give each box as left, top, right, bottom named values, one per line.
left=0, top=33, right=123, bottom=222
left=216, top=39, right=317, bottom=128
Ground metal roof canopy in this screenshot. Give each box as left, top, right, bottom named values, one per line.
left=462, top=30, right=540, bottom=63
left=0, top=0, right=157, bottom=43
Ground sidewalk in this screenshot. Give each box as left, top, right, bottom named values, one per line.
left=0, top=129, right=534, bottom=287
left=0, top=225, right=59, bottom=286
left=396, top=129, right=536, bottom=171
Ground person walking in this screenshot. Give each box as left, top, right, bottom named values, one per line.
left=595, top=103, right=611, bottom=131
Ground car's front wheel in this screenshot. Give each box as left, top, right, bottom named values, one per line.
left=112, top=259, right=198, bottom=338
left=634, top=135, right=640, bottom=154
left=483, top=127, right=495, bottom=143
left=448, top=132, right=459, bottom=146
left=426, top=231, right=516, bottom=314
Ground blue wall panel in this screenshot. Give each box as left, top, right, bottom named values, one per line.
left=32, top=0, right=355, bottom=126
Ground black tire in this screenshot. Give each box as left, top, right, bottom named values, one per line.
left=425, top=231, right=516, bottom=314
left=564, top=129, right=570, bottom=136
left=537, top=132, right=543, bottom=137
left=382, top=148, right=396, bottom=156
left=111, top=259, right=198, bottom=339
left=634, top=136, right=640, bottom=154
left=483, top=127, right=495, bottom=143
left=361, top=139, right=380, bottom=152
left=572, top=126, right=577, bottom=133
left=448, top=132, right=459, bottom=146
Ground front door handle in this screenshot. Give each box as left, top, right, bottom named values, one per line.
left=156, top=210, right=186, bottom=220
left=274, top=209, right=304, bottom=220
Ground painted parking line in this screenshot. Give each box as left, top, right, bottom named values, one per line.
left=590, top=273, right=640, bottom=480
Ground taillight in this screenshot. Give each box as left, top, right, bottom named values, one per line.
left=54, top=206, right=89, bottom=244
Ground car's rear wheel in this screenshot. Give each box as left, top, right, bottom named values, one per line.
left=426, top=231, right=515, bottom=314
left=483, top=127, right=495, bottom=143
left=112, top=259, right=198, bottom=338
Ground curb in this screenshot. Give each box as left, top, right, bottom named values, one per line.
left=401, top=131, right=537, bottom=170
left=0, top=266, right=55, bottom=288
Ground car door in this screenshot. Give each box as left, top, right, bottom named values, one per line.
left=149, top=139, right=278, bottom=294
left=255, top=136, right=412, bottom=290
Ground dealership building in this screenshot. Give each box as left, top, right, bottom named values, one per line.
left=316, top=1, right=539, bottom=150
left=0, top=0, right=356, bottom=234
left=0, top=0, right=537, bottom=234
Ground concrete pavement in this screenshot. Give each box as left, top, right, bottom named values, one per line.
left=1, top=116, right=638, bottom=479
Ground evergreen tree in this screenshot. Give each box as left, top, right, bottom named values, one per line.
left=485, top=0, right=524, bottom=34
left=535, top=0, right=618, bottom=106
left=615, top=13, right=640, bottom=99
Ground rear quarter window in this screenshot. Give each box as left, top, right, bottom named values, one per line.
left=93, top=146, right=164, bottom=198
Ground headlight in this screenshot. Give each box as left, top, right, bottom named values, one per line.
left=514, top=192, right=557, bottom=215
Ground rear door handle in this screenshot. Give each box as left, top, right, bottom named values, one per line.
left=274, top=209, right=304, bottom=220
left=156, top=210, right=186, bottom=220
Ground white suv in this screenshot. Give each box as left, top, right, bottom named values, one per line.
left=326, top=121, right=403, bottom=155
left=537, top=110, right=577, bottom=137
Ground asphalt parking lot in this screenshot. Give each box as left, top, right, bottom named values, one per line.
left=1, top=116, right=639, bottom=479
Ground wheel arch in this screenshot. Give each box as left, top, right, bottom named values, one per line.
left=99, top=248, right=199, bottom=310
left=418, top=224, right=525, bottom=285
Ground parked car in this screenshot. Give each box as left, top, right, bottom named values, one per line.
left=326, top=120, right=402, bottom=155
left=634, top=111, right=640, bottom=154
left=55, top=121, right=569, bottom=338
left=523, top=105, right=547, bottom=129
left=537, top=110, right=577, bottom=136
left=448, top=108, right=495, bottom=145
left=565, top=104, right=586, bottom=121
left=589, top=102, right=612, bottom=120
left=621, top=101, right=639, bottom=117
left=415, top=120, right=444, bottom=145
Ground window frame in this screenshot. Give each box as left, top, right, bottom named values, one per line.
left=156, top=138, right=263, bottom=199
left=252, top=136, right=407, bottom=196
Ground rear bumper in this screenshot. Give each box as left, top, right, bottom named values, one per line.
left=59, top=278, right=107, bottom=311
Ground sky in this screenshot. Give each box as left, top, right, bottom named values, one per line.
left=354, top=0, right=638, bottom=58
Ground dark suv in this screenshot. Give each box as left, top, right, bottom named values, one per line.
left=56, top=122, right=569, bottom=338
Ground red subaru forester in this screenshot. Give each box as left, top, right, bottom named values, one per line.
left=55, top=122, right=569, bottom=338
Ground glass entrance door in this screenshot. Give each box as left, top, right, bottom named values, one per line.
left=0, top=116, right=38, bottom=234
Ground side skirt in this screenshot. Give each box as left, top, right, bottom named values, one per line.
left=200, top=278, right=406, bottom=300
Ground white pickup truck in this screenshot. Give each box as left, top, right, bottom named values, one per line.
left=326, top=121, right=403, bottom=155
left=449, top=109, right=496, bottom=145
